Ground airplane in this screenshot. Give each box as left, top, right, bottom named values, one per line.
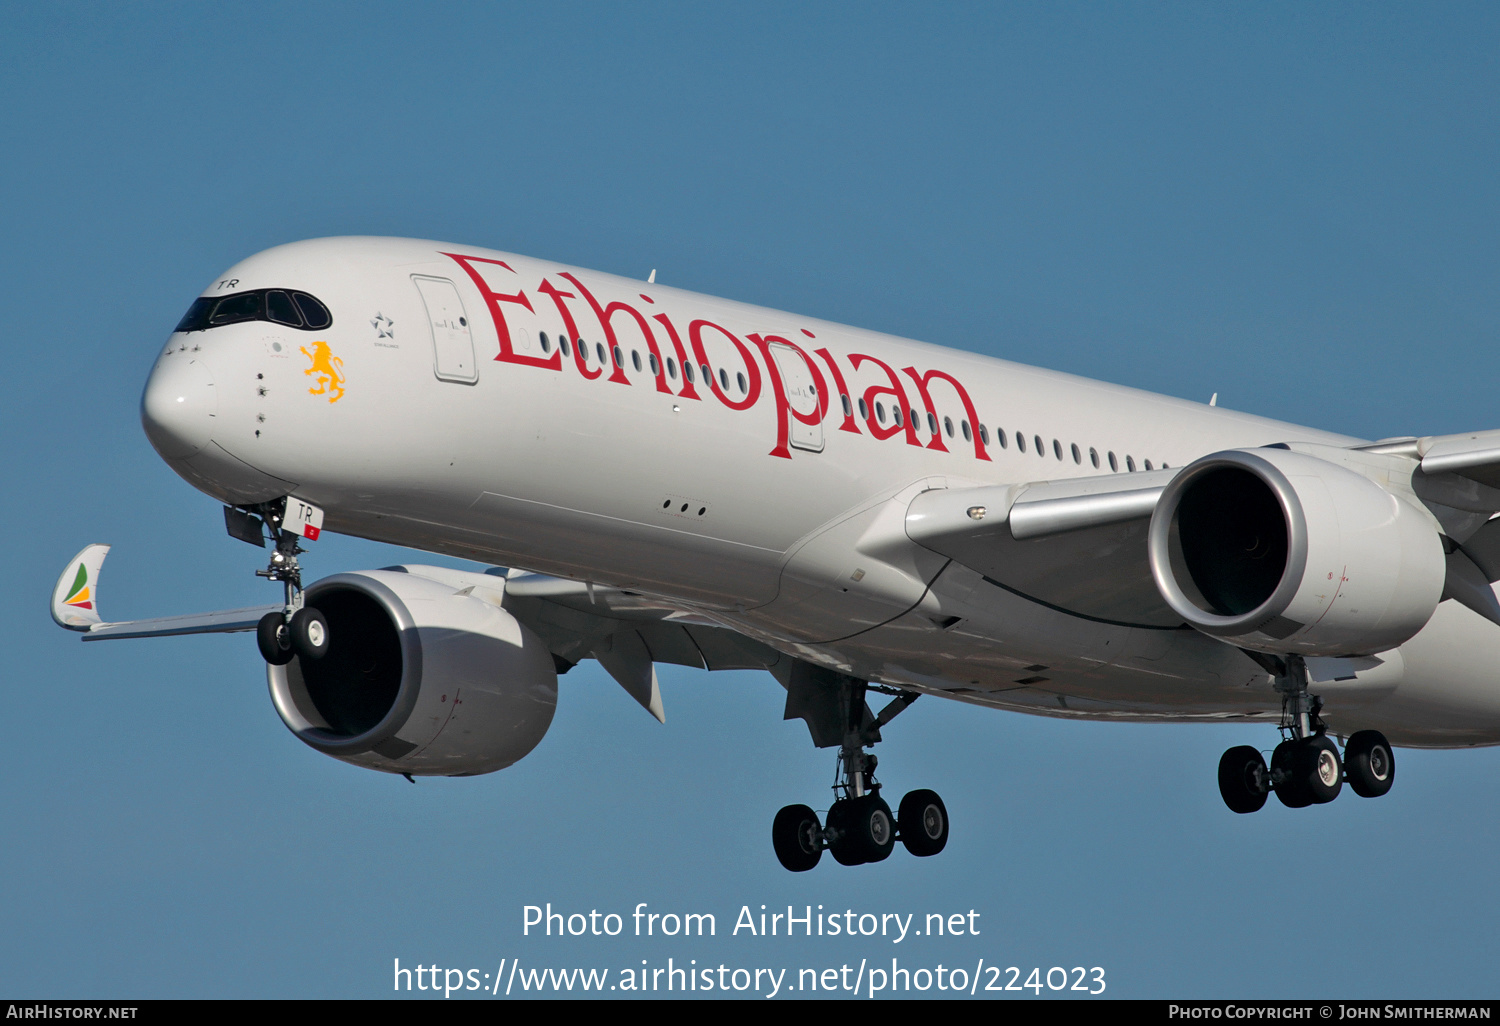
left=49, top=235, right=1500, bottom=871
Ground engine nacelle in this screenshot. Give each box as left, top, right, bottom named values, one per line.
left=268, top=568, right=557, bottom=776
left=1147, top=448, right=1445, bottom=656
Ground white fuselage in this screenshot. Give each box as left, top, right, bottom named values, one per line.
left=141, top=237, right=1500, bottom=747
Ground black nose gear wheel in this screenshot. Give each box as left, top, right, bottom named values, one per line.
left=1344, top=729, right=1395, bottom=797
left=256, top=610, right=295, bottom=665
left=289, top=607, right=329, bottom=660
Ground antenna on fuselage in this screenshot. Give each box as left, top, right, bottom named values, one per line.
left=648, top=269, right=656, bottom=284
left=1209, top=393, right=1218, bottom=407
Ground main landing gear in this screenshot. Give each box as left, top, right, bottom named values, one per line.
left=771, top=677, right=949, bottom=872
left=235, top=499, right=330, bottom=666
left=1217, top=654, right=1395, bottom=814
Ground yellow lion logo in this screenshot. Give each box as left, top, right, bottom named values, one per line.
left=301, top=340, right=345, bottom=403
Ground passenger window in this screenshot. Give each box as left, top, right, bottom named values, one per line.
left=927, top=413, right=937, bottom=435
left=210, top=292, right=262, bottom=325
left=560, top=335, right=571, bottom=357
left=265, top=290, right=302, bottom=327
left=540, top=332, right=552, bottom=354
left=1034, top=435, right=1045, bottom=457
left=961, top=420, right=972, bottom=442
left=737, top=372, right=747, bottom=394
left=1017, top=433, right=1027, bottom=454
left=684, top=363, right=695, bottom=383
left=1108, top=452, right=1118, bottom=471
left=1144, top=459, right=1154, bottom=471
left=632, top=350, right=642, bottom=372
left=1089, top=447, right=1100, bottom=469
left=858, top=398, right=869, bottom=420
left=997, top=428, right=1008, bottom=449
left=945, top=416, right=955, bottom=438
left=667, top=357, right=677, bottom=379
left=876, top=401, right=887, bottom=424
left=1126, top=456, right=1136, bottom=472
left=719, top=368, right=729, bottom=390
left=598, top=343, right=607, bottom=365
left=649, top=353, right=660, bottom=376
left=1071, top=443, right=1081, bottom=464
left=894, top=407, right=903, bottom=427
left=1052, top=439, right=1061, bottom=460
left=979, top=424, right=989, bottom=446
left=614, top=345, right=624, bottom=367
left=842, top=394, right=852, bottom=417
left=292, top=293, right=331, bottom=329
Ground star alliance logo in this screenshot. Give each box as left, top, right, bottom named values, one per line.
left=371, top=312, right=395, bottom=339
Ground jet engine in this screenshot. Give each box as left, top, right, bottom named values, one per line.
left=267, top=568, right=557, bottom=775
left=1147, top=447, right=1445, bottom=656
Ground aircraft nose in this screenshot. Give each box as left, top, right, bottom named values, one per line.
left=141, top=354, right=217, bottom=459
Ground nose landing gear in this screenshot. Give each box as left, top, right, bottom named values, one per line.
left=1216, top=654, right=1395, bottom=814
left=771, top=673, right=948, bottom=872
left=238, top=498, right=330, bottom=666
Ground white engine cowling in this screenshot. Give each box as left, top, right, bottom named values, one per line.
left=268, top=569, right=557, bottom=776
left=1147, top=447, right=1446, bottom=656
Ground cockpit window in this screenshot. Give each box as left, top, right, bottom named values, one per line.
left=293, top=292, right=332, bottom=329
left=173, top=289, right=334, bottom=333
left=265, top=290, right=302, bottom=327
left=174, top=298, right=215, bottom=333
left=209, top=292, right=262, bottom=325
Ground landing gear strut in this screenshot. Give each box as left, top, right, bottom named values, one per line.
left=771, top=675, right=948, bottom=871
left=1216, top=653, right=1395, bottom=814
left=244, top=499, right=329, bottom=664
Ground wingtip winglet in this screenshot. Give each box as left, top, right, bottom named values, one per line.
left=51, top=543, right=110, bottom=631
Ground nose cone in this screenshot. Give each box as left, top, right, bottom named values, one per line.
left=141, top=355, right=217, bottom=459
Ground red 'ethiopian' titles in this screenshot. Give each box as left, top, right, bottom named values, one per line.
left=443, top=252, right=990, bottom=463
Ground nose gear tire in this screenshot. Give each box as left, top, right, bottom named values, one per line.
left=256, top=611, right=294, bottom=665
left=289, top=607, right=330, bottom=660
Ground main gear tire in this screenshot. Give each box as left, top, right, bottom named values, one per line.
left=898, top=789, right=949, bottom=856
left=1217, top=746, right=1270, bottom=814
left=1344, top=730, right=1395, bottom=798
left=825, top=800, right=866, bottom=866
left=1273, top=736, right=1342, bottom=807
left=772, top=804, right=823, bottom=872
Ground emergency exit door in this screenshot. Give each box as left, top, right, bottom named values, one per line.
left=412, top=276, right=478, bottom=384
left=769, top=342, right=824, bottom=452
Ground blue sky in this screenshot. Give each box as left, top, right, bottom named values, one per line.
left=4, top=2, right=1500, bottom=998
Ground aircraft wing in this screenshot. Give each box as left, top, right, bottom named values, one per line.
left=907, top=433, right=1500, bottom=632
left=1362, top=428, right=1500, bottom=489
left=500, top=570, right=788, bottom=724
left=904, top=469, right=1184, bottom=628
left=51, top=544, right=279, bottom=641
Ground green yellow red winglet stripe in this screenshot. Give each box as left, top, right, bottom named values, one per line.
left=51, top=544, right=110, bottom=630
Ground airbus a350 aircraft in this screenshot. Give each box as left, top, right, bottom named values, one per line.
left=50, top=237, right=1500, bottom=870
